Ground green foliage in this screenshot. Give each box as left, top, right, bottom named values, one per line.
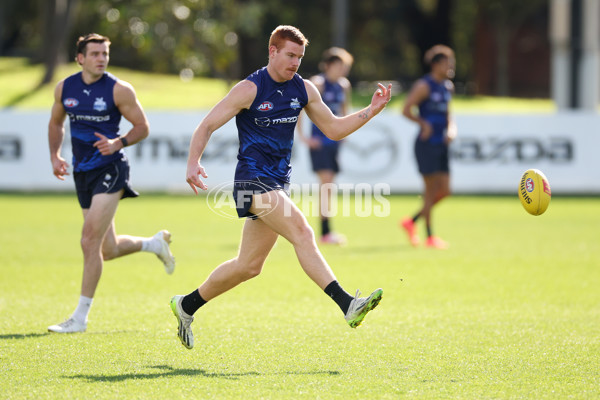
left=68, top=0, right=263, bottom=79
left=1, top=194, right=599, bottom=399
left=1, top=0, right=551, bottom=89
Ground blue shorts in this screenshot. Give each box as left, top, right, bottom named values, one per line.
left=233, top=176, right=289, bottom=219
left=310, top=144, right=340, bottom=173
left=73, top=156, right=138, bottom=209
left=414, top=139, right=449, bottom=175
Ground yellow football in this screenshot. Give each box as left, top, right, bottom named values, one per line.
left=518, top=169, right=551, bottom=216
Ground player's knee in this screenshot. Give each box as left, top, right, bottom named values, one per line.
left=246, top=264, right=263, bottom=279
left=80, top=234, right=101, bottom=254
left=241, top=260, right=264, bottom=280
left=437, top=187, right=451, bottom=201
left=293, top=223, right=315, bottom=245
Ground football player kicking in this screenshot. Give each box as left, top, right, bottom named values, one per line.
left=170, top=25, right=391, bottom=349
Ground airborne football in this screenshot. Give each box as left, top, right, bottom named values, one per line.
left=518, top=169, right=552, bottom=215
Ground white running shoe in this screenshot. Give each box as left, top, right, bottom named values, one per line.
left=155, top=230, right=175, bottom=274
left=170, top=295, right=194, bottom=349
left=344, top=288, right=383, bottom=328
left=48, top=318, right=87, bottom=333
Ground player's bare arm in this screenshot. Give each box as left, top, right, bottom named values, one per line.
left=93, top=81, right=149, bottom=156
left=304, top=80, right=391, bottom=141
left=186, top=79, right=257, bottom=193
left=340, top=76, right=352, bottom=116
left=402, top=79, right=433, bottom=140
left=48, top=80, right=69, bottom=181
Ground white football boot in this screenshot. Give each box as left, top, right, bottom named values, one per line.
left=344, top=288, right=383, bottom=328
left=154, top=230, right=175, bottom=274
left=48, top=318, right=87, bottom=333
left=170, top=295, right=194, bottom=349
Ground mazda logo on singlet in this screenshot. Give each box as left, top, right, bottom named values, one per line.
left=255, top=117, right=271, bottom=127
left=254, top=116, right=297, bottom=128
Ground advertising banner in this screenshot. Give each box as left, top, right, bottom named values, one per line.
left=1, top=110, right=598, bottom=194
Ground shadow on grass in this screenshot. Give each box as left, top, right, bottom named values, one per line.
left=0, top=330, right=142, bottom=340
left=65, top=364, right=340, bottom=382
left=0, top=333, right=50, bottom=340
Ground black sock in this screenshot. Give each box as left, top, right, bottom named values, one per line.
left=426, top=224, right=432, bottom=238
left=181, top=289, right=207, bottom=316
left=412, top=213, right=420, bottom=223
left=321, top=218, right=331, bottom=236
left=324, top=280, right=353, bottom=314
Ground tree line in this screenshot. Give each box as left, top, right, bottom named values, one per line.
left=0, top=0, right=548, bottom=96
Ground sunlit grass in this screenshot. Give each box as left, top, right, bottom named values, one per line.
left=0, top=193, right=599, bottom=399
left=0, top=57, right=230, bottom=110
left=1, top=57, right=559, bottom=113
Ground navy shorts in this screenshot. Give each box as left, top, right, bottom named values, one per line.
left=414, top=139, right=449, bottom=175
left=73, top=156, right=139, bottom=209
left=310, top=144, right=340, bottom=173
left=233, top=176, right=289, bottom=219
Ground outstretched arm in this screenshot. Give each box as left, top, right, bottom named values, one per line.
left=186, top=79, right=257, bottom=193
left=304, top=81, right=391, bottom=141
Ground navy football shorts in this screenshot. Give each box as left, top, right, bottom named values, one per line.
left=309, top=144, right=340, bottom=173
left=233, top=176, right=289, bottom=219
left=414, top=139, right=449, bottom=175
left=73, top=156, right=139, bottom=209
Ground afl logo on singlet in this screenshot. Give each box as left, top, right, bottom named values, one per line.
left=64, top=98, right=79, bottom=108
left=257, top=101, right=273, bottom=112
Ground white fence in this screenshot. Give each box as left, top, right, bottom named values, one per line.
left=1, top=110, right=599, bottom=194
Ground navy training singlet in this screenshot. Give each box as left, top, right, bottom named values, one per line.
left=311, top=74, right=345, bottom=146
left=235, top=67, right=308, bottom=184
left=418, top=74, right=452, bottom=145
left=61, top=71, right=123, bottom=172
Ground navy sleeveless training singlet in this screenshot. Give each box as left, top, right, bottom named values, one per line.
left=234, top=67, right=309, bottom=184
left=61, top=71, right=123, bottom=172
left=418, top=74, right=452, bottom=145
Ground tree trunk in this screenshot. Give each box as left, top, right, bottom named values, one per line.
left=40, top=0, right=77, bottom=86
left=495, top=23, right=510, bottom=96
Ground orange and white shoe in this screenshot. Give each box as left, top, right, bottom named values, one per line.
left=320, top=233, right=347, bottom=246
left=425, top=236, right=448, bottom=249
left=400, top=217, right=420, bottom=247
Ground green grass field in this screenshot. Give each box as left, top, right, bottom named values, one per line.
left=0, top=193, right=598, bottom=399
